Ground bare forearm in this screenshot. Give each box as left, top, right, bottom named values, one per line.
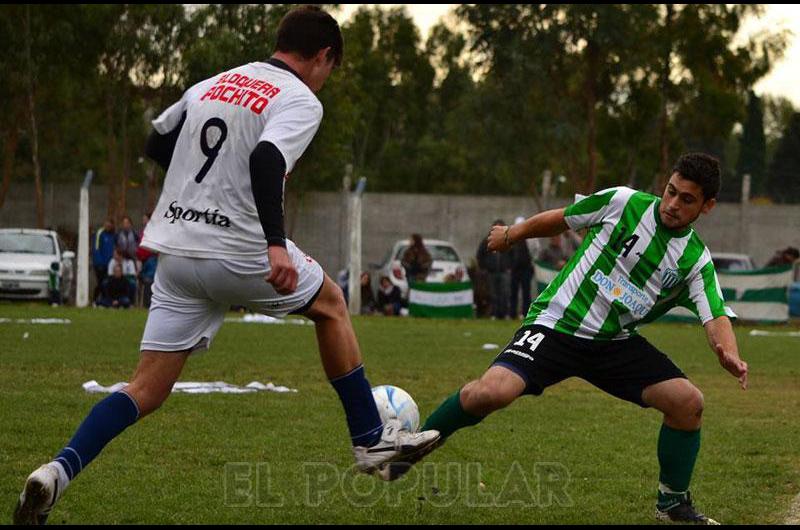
left=704, top=316, right=738, bottom=356
left=705, top=315, right=748, bottom=389
left=508, top=208, right=569, bottom=243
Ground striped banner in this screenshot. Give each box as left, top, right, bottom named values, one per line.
left=535, top=261, right=560, bottom=295
left=536, top=262, right=793, bottom=323
left=666, top=266, right=792, bottom=323
left=408, top=281, right=474, bottom=319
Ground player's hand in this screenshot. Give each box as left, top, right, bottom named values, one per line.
left=714, top=343, right=748, bottom=390
left=487, top=225, right=512, bottom=252
left=267, top=246, right=298, bottom=295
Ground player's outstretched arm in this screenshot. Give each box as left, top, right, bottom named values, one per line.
left=487, top=208, right=569, bottom=252
left=704, top=316, right=748, bottom=390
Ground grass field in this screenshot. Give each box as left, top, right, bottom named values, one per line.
left=2, top=303, right=799, bottom=524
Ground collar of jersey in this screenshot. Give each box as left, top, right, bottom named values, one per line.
left=265, top=57, right=304, bottom=83
left=653, top=198, right=692, bottom=238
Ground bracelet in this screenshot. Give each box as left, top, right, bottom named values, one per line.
left=503, top=226, right=512, bottom=246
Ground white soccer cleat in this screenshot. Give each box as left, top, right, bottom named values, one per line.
left=352, top=419, right=440, bottom=476
left=13, top=463, right=63, bottom=525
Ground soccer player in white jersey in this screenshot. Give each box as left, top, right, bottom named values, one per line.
left=387, top=153, right=747, bottom=524
left=13, top=6, right=438, bottom=524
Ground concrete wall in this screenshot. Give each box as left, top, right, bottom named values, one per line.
left=2, top=183, right=799, bottom=272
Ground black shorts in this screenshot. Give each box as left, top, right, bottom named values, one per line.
left=492, top=325, right=686, bottom=408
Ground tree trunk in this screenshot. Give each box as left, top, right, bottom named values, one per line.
left=24, top=6, right=45, bottom=228
left=584, top=41, right=599, bottom=194
left=0, top=112, right=20, bottom=210
left=146, top=162, right=158, bottom=213
left=656, top=4, right=675, bottom=193
left=106, top=93, right=119, bottom=221
left=118, top=94, right=129, bottom=218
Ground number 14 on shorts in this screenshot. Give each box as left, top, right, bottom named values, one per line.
left=514, top=330, right=545, bottom=352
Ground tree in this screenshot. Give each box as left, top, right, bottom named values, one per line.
left=766, top=113, right=800, bottom=203
left=733, top=91, right=766, bottom=200
left=667, top=5, right=786, bottom=194
left=93, top=5, right=187, bottom=220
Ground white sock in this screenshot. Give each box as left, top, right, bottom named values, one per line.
left=48, top=461, right=71, bottom=492
left=659, top=482, right=686, bottom=496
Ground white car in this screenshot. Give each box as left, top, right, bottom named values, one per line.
left=0, top=229, right=75, bottom=302
left=374, top=239, right=469, bottom=298
left=711, top=252, right=755, bottom=272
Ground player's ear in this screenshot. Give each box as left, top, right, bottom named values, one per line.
left=701, top=197, right=716, bottom=215
left=315, top=47, right=332, bottom=65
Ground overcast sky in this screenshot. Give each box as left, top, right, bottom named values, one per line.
left=336, top=4, right=800, bottom=107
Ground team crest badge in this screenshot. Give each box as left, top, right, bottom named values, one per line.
left=662, top=268, right=681, bottom=289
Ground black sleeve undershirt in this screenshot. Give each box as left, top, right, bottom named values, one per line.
left=249, top=141, right=288, bottom=248
left=145, top=112, right=186, bottom=172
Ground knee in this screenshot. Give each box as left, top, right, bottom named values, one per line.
left=682, top=388, right=704, bottom=419
left=669, top=387, right=704, bottom=426
left=306, top=280, right=348, bottom=322
left=461, top=379, right=515, bottom=415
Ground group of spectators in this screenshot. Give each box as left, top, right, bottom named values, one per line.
left=356, top=234, right=430, bottom=316
left=476, top=217, right=581, bottom=320
left=91, top=214, right=157, bottom=309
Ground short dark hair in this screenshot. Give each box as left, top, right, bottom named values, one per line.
left=673, top=153, right=721, bottom=201
left=275, top=5, right=343, bottom=67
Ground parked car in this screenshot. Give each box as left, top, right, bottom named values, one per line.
left=374, top=238, right=469, bottom=299
left=711, top=252, right=755, bottom=272
left=0, top=228, right=75, bottom=303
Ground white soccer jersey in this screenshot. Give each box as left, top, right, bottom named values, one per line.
left=525, top=186, right=734, bottom=340
left=141, top=61, right=323, bottom=258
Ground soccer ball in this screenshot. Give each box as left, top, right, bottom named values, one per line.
left=371, top=385, right=420, bottom=432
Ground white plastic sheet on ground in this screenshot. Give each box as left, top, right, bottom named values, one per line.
left=223, top=314, right=313, bottom=326
left=83, top=380, right=298, bottom=394
left=0, top=318, right=71, bottom=324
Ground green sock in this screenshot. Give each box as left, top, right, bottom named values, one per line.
left=421, top=389, right=484, bottom=439
left=657, top=424, right=701, bottom=508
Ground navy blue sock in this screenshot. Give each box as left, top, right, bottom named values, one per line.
left=54, top=391, right=140, bottom=480
left=330, top=365, right=383, bottom=447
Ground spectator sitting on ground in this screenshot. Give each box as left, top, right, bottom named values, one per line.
left=108, top=247, right=138, bottom=301
left=98, top=264, right=132, bottom=309
left=360, top=272, right=377, bottom=315
left=136, top=212, right=158, bottom=308
left=377, top=276, right=403, bottom=316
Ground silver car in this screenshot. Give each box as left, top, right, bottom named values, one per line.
left=0, top=229, right=75, bottom=302
left=711, top=252, right=755, bottom=272
left=375, top=238, right=469, bottom=298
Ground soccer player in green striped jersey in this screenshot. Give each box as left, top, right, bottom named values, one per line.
left=386, top=153, right=748, bottom=525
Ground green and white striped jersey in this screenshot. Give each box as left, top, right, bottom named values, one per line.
left=524, top=186, right=733, bottom=340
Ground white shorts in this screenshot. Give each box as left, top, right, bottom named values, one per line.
left=140, top=240, right=324, bottom=353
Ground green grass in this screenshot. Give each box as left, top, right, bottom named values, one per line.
left=1, top=303, right=799, bottom=524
